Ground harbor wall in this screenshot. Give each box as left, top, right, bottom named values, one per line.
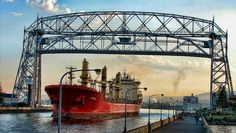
left=0, top=106, right=53, bottom=113
left=202, top=116, right=213, bottom=133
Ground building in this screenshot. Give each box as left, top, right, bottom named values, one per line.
left=0, top=82, right=17, bottom=106
left=0, top=93, right=17, bottom=106
left=183, top=94, right=201, bottom=113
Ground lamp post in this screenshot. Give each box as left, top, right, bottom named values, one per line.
left=27, top=76, right=33, bottom=107
left=161, top=97, right=172, bottom=120
left=177, top=100, right=182, bottom=116
left=175, top=100, right=178, bottom=116
left=124, top=87, right=147, bottom=133
left=160, top=97, right=169, bottom=125
left=168, top=101, right=170, bottom=119
left=160, top=101, right=162, bottom=121
left=148, top=94, right=164, bottom=133
left=58, top=69, right=101, bottom=133
left=172, top=102, right=175, bottom=118
left=168, top=97, right=174, bottom=118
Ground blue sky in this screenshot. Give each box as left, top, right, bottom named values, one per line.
left=1, top=0, right=236, bottom=97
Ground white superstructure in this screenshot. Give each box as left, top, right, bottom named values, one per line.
left=109, top=72, right=142, bottom=101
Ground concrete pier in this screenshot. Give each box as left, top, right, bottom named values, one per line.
left=153, top=113, right=204, bottom=133
left=127, top=113, right=207, bottom=133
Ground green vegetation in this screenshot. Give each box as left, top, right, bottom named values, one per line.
left=196, top=108, right=236, bottom=123
left=206, top=115, right=236, bottom=119
left=216, top=86, right=229, bottom=108
left=194, top=87, right=236, bottom=124
left=205, top=115, right=236, bottom=123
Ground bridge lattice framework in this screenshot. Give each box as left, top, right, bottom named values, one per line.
left=13, top=11, right=234, bottom=108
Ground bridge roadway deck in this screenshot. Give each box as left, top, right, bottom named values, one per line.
left=153, top=114, right=204, bottom=133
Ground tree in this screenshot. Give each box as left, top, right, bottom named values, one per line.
left=216, top=86, right=228, bottom=108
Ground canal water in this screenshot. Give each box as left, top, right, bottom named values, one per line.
left=0, top=109, right=174, bottom=133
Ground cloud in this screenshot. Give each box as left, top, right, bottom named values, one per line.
left=3, top=0, right=15, bottom=3
left=116, top=55, right=210, bottom=92
left=25, top=0, right=72, bottom=14
left=117, top=55, right=177, bottom=71
left=10, top=12, right=23, bottom=17
left=116, top=55, right=209, bottom=72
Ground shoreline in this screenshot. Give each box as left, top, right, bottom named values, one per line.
left=0, top=106, right=53, bottom=113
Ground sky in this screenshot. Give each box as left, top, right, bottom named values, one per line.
left=0, top=0, right=236, bottom=99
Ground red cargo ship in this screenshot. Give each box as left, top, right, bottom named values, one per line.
left=45, top=59, right=144, bottom=120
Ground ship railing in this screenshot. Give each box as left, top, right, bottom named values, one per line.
left=105, top=98, right=138, bottom=104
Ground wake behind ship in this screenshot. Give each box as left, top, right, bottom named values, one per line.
left=45, top=59, right=145, bottom=120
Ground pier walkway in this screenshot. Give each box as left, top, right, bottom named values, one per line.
left=153, top=114, right=204, bottom=133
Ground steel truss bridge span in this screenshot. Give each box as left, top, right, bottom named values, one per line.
left=13, top=11, right=233, bottom=108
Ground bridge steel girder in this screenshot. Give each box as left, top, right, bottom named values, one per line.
left=12, top=11, right=233, bottom=108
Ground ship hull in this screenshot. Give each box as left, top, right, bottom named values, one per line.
left=45, top=85, right=141, bottom=120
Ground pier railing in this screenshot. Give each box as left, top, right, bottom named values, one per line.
left=128, top=114, right=179, bottom=133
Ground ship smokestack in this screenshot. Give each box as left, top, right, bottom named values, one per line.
left=101, top=66, right=107, bottom=98
left=81, top=59, right=89, bottom=86
left=114, top=72, right=121, bottom=100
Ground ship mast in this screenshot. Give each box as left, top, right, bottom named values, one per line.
left=114, top=72, right=122, bottom=100
left=101, top=66, right=107, bottom=98
left=81, top=59, right=90, bottom=86
left=66, top=66, right=77, bottom=85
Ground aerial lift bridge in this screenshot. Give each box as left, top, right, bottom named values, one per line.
left=12, top=11, right=234, bottom=108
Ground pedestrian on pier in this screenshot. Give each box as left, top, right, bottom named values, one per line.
left=195, top=115, right=199, bottom=124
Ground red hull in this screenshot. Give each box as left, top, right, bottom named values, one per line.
left=45, top=85, right=141, bottom=119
